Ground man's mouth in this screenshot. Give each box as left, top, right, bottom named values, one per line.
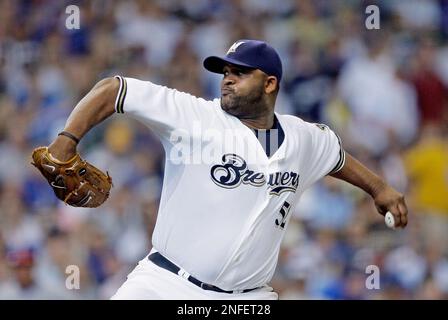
left=221, top=88, right=234, bottom=96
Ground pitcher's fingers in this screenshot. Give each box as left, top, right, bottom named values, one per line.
left=389, top=206, right=402, bottom=228
left=398, top=202, right=408, bottom=227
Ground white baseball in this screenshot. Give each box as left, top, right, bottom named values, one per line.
left=385, top=211, right=396, bottom=229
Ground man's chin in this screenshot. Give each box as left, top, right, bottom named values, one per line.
left=221, top=97, right=234, bottom=113
left=221, top=106, right=233, bottom=115
left=220, top=98, right=232, bottom=111
left=221, top=97, right=245, bottom=117
left=220, top=102, right=237, bottom=115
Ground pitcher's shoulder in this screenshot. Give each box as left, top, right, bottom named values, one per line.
left=276, top=114, right=310, bottom=130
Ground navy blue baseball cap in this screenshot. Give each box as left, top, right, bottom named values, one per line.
left=203, top=39, right=283, bottom=82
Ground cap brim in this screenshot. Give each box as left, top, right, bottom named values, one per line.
left=203, top=56, right=255, bottom=74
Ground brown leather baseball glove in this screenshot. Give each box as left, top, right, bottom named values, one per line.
left=31, top=147, right=112, bottom=208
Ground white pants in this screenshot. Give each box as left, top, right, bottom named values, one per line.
left=111, top=254, right=278, bottom=300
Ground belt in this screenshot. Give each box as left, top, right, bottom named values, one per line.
left=148, top=252, right=258, bottom=294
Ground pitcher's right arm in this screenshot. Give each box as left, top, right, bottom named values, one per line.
left=48, top=77, right=119, bottom=161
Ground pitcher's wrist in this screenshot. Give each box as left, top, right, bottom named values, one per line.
left=369, top=178, right=387, bottom=199
left=48, top=136, right=77, bottom=161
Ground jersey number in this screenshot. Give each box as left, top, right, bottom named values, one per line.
left=275, top=201, right=291, bottom=229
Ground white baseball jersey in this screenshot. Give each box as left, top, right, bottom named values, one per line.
left=114, top=75, right=345, bottom=291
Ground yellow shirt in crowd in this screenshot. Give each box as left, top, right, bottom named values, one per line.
left=404, top=137, right=448, bottom=215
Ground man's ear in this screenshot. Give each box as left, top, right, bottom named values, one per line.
left=265, top=76, right=278, bottom=94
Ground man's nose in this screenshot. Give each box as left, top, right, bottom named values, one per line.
left=223, top=75, right=235, bottom=86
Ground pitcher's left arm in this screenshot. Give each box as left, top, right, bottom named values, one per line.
left=330, top=153, right=408, bottom=228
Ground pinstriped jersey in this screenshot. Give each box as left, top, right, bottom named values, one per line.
left=114, top=75, right=345, bottom=291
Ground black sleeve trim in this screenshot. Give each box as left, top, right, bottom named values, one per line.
left=114, top=75, right=127, bottom=114
left=328, top=132, right=346, bottom=175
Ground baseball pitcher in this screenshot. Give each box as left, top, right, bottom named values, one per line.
left=32, top=40, right=408, bottom=299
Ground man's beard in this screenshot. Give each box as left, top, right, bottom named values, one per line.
left=221, top=85, right=265, bottom=119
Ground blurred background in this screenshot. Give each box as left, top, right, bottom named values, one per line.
left=0, top=0, right=447, bottom=299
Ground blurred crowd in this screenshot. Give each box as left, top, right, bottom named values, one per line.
left=0, top=0, right=447, bottom=299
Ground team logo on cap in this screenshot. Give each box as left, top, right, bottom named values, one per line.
left=227, top=41, right=245, bottom=54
